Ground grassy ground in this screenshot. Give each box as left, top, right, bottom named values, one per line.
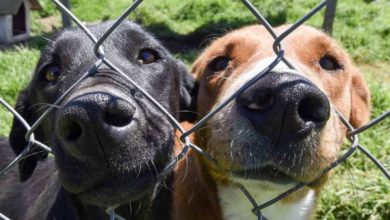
left=0, top=0, right=389, bottom=219
left=317, top=63, right=390, bottom=219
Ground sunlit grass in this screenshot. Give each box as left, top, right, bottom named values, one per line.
left=0, top=0, right=389, bottom=218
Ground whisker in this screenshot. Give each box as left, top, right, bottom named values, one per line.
left=149, top=160, right=159, bottom=180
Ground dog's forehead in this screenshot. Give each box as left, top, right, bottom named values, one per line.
left=203, top=25, right=338, bottom=60
left=42, top=21, right=171, bottom=71
left=52, top=21, right=162, bottom=53
left=194, top=24, right=346, bottom=83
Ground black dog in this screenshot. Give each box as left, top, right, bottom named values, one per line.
left=0, top=21, right=196, bottom=219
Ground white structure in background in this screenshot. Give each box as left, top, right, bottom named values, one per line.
left=0, top=0, right=41, bottom=44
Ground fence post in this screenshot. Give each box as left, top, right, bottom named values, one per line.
left=322, top=0, right=337, bottom=35
left=60, top=0, right=72, bottom=28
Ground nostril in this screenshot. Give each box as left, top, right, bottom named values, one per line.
left=298, top=93, right=330, bottom=124
left=103, top=100, right=134, bottom=127
left=63, top=120, right=83, bottom=142
left=104, top=110, right=133, bottom=127
left=237, top=90, right=275, bottom=112
left=248, top=92, right=274, bottom=111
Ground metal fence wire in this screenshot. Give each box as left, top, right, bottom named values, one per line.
left=0, top=0, right=389, bottom=219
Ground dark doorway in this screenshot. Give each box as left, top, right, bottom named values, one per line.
left=12, top=3, right=27, bottom=36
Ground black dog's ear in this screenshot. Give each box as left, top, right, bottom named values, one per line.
left=9, top=89, right=47, bottom=181
left=175, top=60, right=198, bottom=122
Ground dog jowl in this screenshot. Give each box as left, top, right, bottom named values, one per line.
left=6, top=21, right=196, bottom=217
left=173, top=24, right=370, bottom=220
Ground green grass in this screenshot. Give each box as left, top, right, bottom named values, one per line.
left=1, top=0, right=389, bottom=219
left=134, top=0, right=390, bottom=63
left=0, top=47, right=40, bottom=135
left=32, top=0, right=390, bottom=63
left=317, top=63, right=390, bottom=220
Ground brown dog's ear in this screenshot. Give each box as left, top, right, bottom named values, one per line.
left=349, top=71, right=371, bottom=128
left=9, top=89, right=47, bottom=181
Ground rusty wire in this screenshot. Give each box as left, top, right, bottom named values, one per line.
left=0, top=0, right=389, bottom=219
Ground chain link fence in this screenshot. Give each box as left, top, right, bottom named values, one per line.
left=0, top=0, right=389, bottom=219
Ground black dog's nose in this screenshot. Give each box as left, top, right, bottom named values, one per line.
left=236, top=72, right=330, bottom=141
left=56, top=92, right=135, bottom=157
left=103, top=98, right=134, bottom=127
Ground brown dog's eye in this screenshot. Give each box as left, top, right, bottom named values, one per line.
left=138, top=49, right=159, bottom=64
left=319, top=55, right=342, bottom=71
left=209, top=57, right=230, bottom=72
left=44, top=66, right=61, bottom=82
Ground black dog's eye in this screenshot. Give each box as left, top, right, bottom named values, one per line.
left=44, top=66, right=61, bottom=82
left=319, top=55, right=342, bottom=71
left=209, top=56, right=230, bottom=72
left=138, top=49, right=159, bottom=64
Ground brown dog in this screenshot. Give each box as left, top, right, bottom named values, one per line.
left=173, top=25, right=370, bottom=220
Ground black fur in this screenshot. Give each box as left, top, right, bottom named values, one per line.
left=0, top=21, right=196, bottom=219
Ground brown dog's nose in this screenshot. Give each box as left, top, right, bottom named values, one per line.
left=56, top=92, right=135, bottom=157
left=236, top=72, right=330, bottom=141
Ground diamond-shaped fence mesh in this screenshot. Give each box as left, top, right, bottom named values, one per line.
left=0, top=0, right=389, bottom=219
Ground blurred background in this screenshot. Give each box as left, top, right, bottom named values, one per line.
left=0, top=0, right=389, bottom=219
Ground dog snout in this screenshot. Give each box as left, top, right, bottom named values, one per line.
left=56, top=92, right=135, bottom=157
left=236, top=71, right=330, bottom=141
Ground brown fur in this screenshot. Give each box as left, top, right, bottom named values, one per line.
left=173, top=24, right=370, bottom=220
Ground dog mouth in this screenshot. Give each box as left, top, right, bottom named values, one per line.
left=208, top=105, right=327, bottom=185
left=76, top=162, right=165, bottom=206
left=233, top=166, right=296, bottom=184
left=58, top=159, right=161, bottom=189
left=55, top=134, right=172, bottom=206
